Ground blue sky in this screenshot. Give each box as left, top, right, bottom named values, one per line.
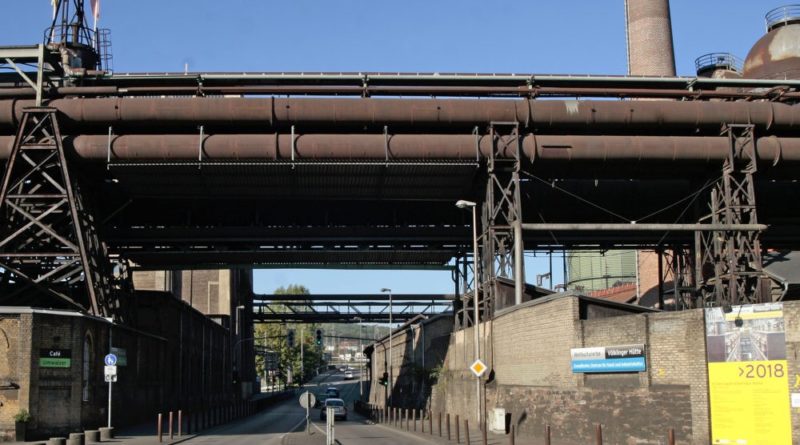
left=0, top=0, right=785, bottom=296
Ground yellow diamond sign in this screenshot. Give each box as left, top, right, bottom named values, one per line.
left=470, top=359, right=487, bottom=378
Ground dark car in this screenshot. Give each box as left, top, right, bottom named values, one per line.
left=325, top=387, right=340, bottom=398
left=320, top=398, right=347, bottom=421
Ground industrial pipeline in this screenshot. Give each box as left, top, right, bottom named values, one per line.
left=1, top=98, right=800, bottom=134
left=1, top=133, right=797, bottom=164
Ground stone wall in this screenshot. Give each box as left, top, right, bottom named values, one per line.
left=0, top=294, right=234, bottom=441
left=367, top=315, right=452, bottom=410
left=429, top=297, right=706, bottom=444
left=369, top=297, right=800, bottom=444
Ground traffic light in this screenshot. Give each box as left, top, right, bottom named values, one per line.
left=315, top=329, right=323, bottom=346
left=287, top=329, right=295, bottom=348
left=379, top=371, right=388, bottom=386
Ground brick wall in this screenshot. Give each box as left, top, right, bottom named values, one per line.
left=365, top=298, right=800, bottom=444
left=0, top=297, right=235, bottom=441
left=0, top=316, right=22, bottom=441
left=367, top=315, right=452, bottom=410
left=422, top=296, right=711, bottom=444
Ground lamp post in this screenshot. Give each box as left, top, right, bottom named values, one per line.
left=380, top=287, right=392, bottom=408
left=235, top=304, right=246, bottom=392
left=354, top=316, right=364, bottom=397
left=456, top=199, right=481, bottom=427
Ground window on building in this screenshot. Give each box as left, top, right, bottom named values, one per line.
left=83, top=333, right=92, bottom=402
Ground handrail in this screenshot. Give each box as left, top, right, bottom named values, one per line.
left=766, top=5, right=800, bottom=31
left=695, top=53, right=743, bottom=74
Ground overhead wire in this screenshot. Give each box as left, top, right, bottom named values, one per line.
left=522, top=171, right=631, bottom=222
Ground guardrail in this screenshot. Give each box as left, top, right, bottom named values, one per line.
left=766, top=5, right=800, bottom=31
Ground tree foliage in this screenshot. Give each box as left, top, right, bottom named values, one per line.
left=254, top=284, right=324, bottom=386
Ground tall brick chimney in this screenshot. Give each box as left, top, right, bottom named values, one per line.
left=625, top=0, right=677, bottom=76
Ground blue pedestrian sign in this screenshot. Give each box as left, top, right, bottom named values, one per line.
left=104, top=353, right=117, bottom=366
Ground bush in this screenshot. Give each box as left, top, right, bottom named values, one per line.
left=13, top=409, right=31, bottom=423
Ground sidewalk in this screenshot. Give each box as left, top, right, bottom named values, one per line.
left=365, top=415, right=552, bottom=445
left=281, top=430, right=330, bottom=445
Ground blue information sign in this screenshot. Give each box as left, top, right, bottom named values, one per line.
left=104, top=353, right=117, bottom=366
left=570, top=344, right=646, bottom=374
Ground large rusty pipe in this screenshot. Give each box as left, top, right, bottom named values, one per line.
left=1, top=85, right=795, bottom=100
left=0, top=133, right=798, bottom=163
left=2, top=98, right=800, bottom=133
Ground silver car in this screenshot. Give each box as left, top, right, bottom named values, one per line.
left=320, top=398, right=348, bottom=421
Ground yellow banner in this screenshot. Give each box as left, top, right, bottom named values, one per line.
left=709, top=360, right=791, bottom=444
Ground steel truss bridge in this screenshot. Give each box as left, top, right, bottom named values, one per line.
left=252, top=294, right=453, bottom=323
left=3, top=42, right=800, bottom=326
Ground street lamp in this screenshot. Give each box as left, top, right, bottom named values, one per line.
left=354, top=316, right=364, bottom=397
left=235, top=304, right=246, bottom=388
left=381, top=287, right=393, bottom=408
left=456, top=199, right=481, bottom=427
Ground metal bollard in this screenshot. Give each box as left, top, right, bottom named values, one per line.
left=465, top=419, right=470, bottom=444
left=595, top=424, right=603, bottom=445
left=446, top=413, right=450, bottom=440
left=430, top=411, right=433, bottom=435
left=178, top=410, right=183, bottom=437
left=413, top=408, right=417, bottom=432
left=545, top=424, right=551, bottom=445
left=668, top=428, right=675, bottom=445
left=405, top=408, right=409, bottom=430
left=510, top=425, right=515, bottom=445
left=455, top=414, right=460, bottom=444
left=483, top=417, right=488, bottom=445
left=157, top=413, right=163, bottom=443
left=421, top=410, right=424, bottom=433
left=169, top=411, right=174, bottom=440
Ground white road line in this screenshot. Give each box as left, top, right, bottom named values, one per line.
left=280, top=416, right=310, bottom=440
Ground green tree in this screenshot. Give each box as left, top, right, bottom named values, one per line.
left=254, top=285, right=325, bottom=387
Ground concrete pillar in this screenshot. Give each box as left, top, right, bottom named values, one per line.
left=98, top=427, right=114, bottom=441
left=84, top=430, right=100, bottom=443
left=67, top=432, right=84, bottom=445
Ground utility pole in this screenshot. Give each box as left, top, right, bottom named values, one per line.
left=300, top=325, right=305, bottom=383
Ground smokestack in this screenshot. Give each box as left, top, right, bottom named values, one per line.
left=625, top=0, right=677, bottom=76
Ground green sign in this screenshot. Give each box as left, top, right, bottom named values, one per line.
left=111, top=347, right=127, bottom=366
left=40, top=349, right=71, bottom=368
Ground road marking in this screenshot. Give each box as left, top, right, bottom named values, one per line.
left=280, top=416, right=309, bottom=440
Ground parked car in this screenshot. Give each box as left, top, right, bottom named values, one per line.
left=320, top=398, right=348, bottom=421
left=344, top=370, right=354, bottom=380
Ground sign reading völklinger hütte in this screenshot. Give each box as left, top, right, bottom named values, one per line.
left=570, top=344, right=646, bottom=373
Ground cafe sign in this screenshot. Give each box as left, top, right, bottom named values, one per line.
left=39, top=349, right=72, bottom=368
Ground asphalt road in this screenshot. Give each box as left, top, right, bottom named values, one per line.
left=180, top=368, right=436, bottom=444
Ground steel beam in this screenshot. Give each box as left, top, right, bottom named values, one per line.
left=255, top=294, right=453, bottom=302
left=522, top=223, right=768, bottom=231
left=0, top=107, right=124, bottom=317
left=696, top=125, right=769, bottom=307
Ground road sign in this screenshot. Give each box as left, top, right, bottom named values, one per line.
left=104, top=365, right=118, bottom=382
left=110, top=347, right=127, bottom=366
left=299, top=391, right=316, bottom=409
left=470, top=359, right=487, bottom=378
left=104, top=353, right=117, bottom=366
